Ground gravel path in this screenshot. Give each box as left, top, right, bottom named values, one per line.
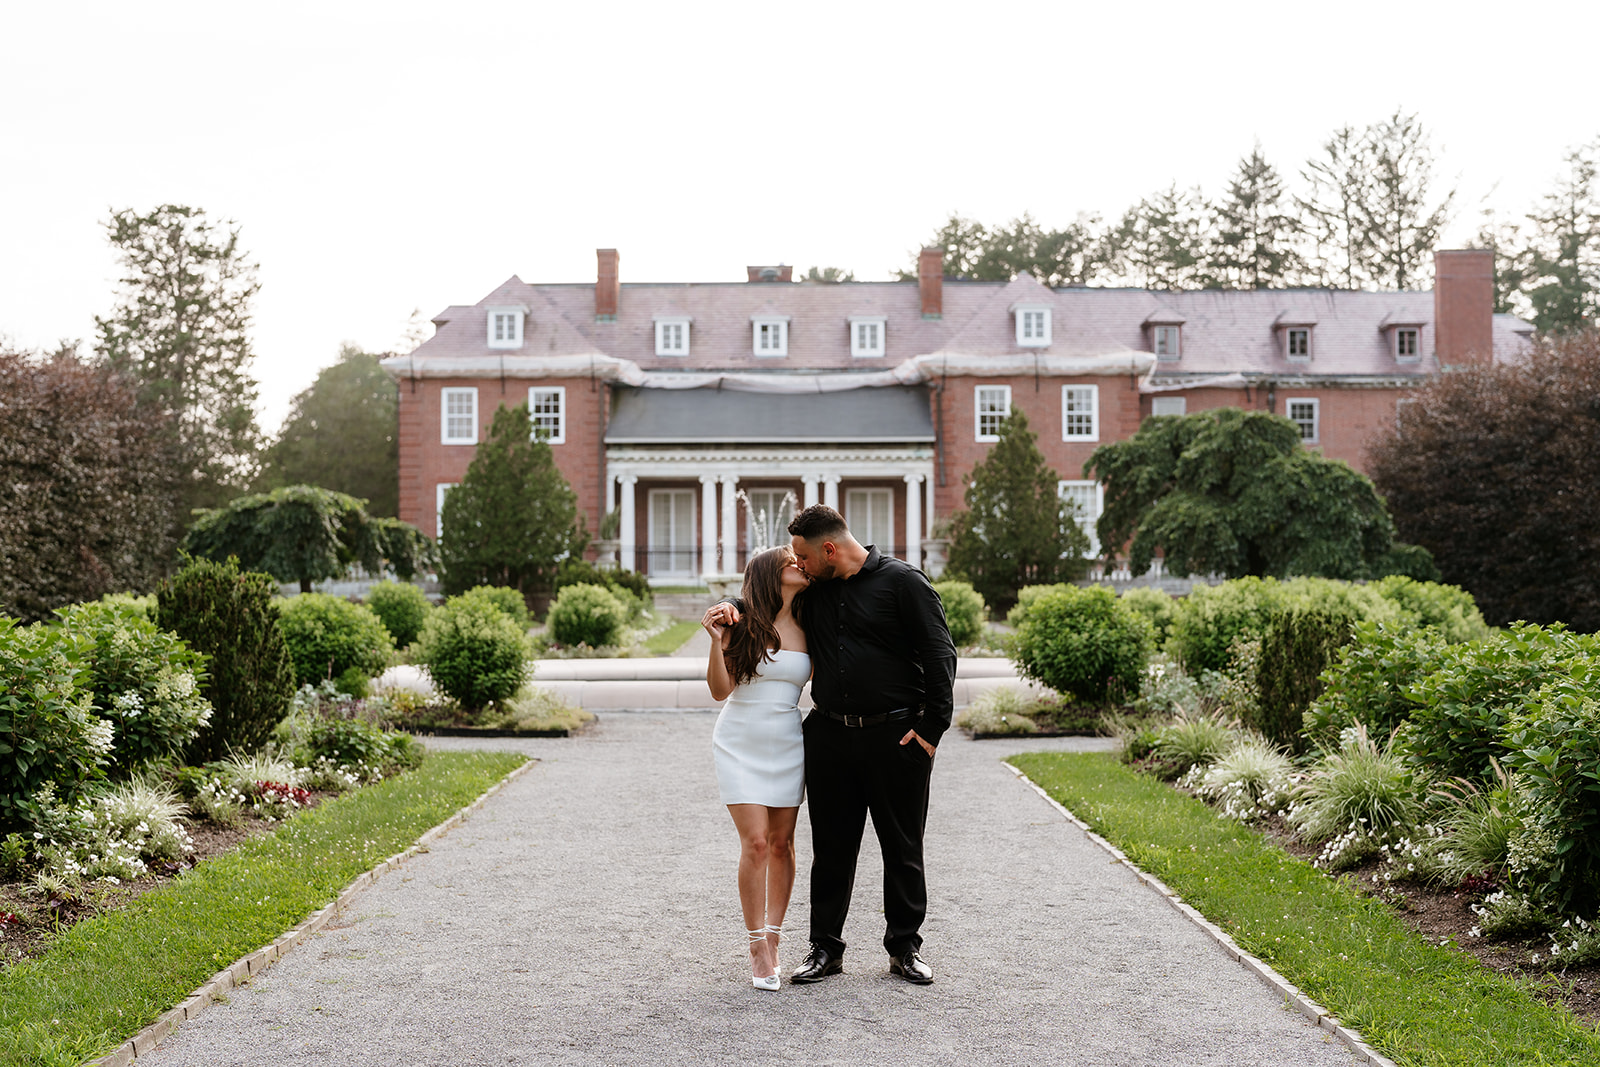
left=141, top=716, right=1359, bottom=1066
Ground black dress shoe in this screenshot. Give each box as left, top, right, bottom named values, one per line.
left=790, top=944, right=843, bottom=983
left=888, top=951, right=933, bottom=984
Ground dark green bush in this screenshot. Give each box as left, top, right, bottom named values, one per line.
left=364, top=581, right=432, bottom=648
left=1011, top=586, right=1152, bottom=704
left=157, top=557, right=297, bottom=762
left=933, top=580, right=987, bottom=647
left=0, top=619, right=106, bottom=835
left=547, top=583, right=630, bottom=648
left=1405, top=623, right=1594, bottom=783
left=457, top=584, right=530, bottom=631
left=416, top=596, right=529, bottom=712
left=1253, top=607, right=1356, bottom=749
left=1371, top=575, right=1491, bottom=644
left=1167, top=577, right=1399, bottom=673
left=604, top=567, right=653, bottom=609
left=276, top=593, right=394, bottom=695
left=1304, top=621, right=1446, bottom=751
left=305, top=716, right=422, bottom=773
left=1119, top=588, right=1178, bottom=646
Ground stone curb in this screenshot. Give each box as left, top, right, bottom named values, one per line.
left=1006, top=764, right=1399, bottom=1067
left=83, top=757, right=539, bottom=1067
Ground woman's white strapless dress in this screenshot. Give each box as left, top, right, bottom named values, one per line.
left=712, top=648, right=809, bottom=807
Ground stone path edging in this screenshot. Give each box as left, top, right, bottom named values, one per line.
left=82, top=758, right=539, bottom=1067
left=1007, top=764, right=1400, bottom=1067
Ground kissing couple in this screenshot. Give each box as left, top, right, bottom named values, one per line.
left=700, top=504, right=957, bottom=990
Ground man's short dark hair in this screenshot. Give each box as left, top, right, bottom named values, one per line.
left=788, top=504, right=849, bottom=542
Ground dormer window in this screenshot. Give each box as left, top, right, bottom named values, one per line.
left=1016, top=307, right=1051, bottom=348
left=487, top=307, right=524, bottom=349
left=1154, top=325, right=1181, bottom=359
left=850, top=316, right=886, bottom=357
left=655, top=316, right=691, bottom=356
left=1394, top=327, right=1420, bottom=362
left=1286, top=327, right=1311, bottom=361
left=752, top=316, right=789, bottom=357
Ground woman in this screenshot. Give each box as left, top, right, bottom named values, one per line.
left=701, top=545, right=810, bottom=990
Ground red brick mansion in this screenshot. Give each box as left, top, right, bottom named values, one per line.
left=381, top=248, right=1531, bottom=583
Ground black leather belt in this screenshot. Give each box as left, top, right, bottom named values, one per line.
left=815, top=707, right=917, bottom=728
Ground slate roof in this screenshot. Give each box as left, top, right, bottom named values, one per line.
left=604, top=385, right=936, bottom=444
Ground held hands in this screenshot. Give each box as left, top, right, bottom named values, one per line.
left=900, top=729, right=936, bottom=758
left=701, top=603, right=740, bottom=638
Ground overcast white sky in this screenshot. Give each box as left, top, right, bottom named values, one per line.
left=4, top=0, right=1598, bottom=432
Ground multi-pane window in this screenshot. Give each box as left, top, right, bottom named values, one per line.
left=1061, top=385, right=1099, bottom=441
left=441, top=387, right=478, bottom=444
left=1017, top=308, right=1051, bottom=347
left=1395, top=328, right=1419, bottom=361
left=845, top=488, right=894, bottom=554
left=851, top=317, right=886, bottom=357
left=1152, top=396, right=1187, bottom=417
left=1154, top=325, right=1181, bottom=358
left=529, top=386, right=566, bottom=444
left=1286, top=327, right=1311, bottom=360
left=753, top=318, right=788, bottom=356
left=648, top=489, right=697, bottom=578
left=1287, top=398, right=1320, bottom=442
left=655, top=319, right=690, bottom=356
left=1058, top=481, right=1103, bottom=557
left=487, top=309, right=523, bottom=348
left=975, top=385, right=1011, bottom=441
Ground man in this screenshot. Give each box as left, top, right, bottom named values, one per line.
left=711, top=504, right=956, bottom=985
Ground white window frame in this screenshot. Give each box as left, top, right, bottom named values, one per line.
left=487, top=307, right=524, bottom=349
left=1058, top=480, right=1104, bottom=557
left=528, top=386, right=566, bottom=445
left=1016, top=306, right=1052, bottom=348
left=1287, top=397, right=1320, bottom=443
left=752, top=316, right=789, bottom=357
left=849, top=316, right=887, bottom=358
left=654, top=317, right=691, bottom=356
left=844, top=488, right=895, bottom=554
left=441, top=387, right=478, bottom=444
left=647, top=488, right=698, bottom=579
left=1285, top=327, right=1312, bottom=362
left=1151, top=396, right=1187, bottom=417
left=975, top=385, right=1012, bottom=441
left=436, top=483, right=457, bottom=539
left=1394, top=327, right=1420, bottom=362
left=1061, top=384, right=1099, bottom=442
left=1153, top=325, right=1181, bottom=359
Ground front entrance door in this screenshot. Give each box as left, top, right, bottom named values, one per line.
left=648, top=489, right=697, bottom=579
left=845, top=488, right=894, bottom=556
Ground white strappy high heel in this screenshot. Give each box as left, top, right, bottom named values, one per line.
left=748, top=928, right=780, bottom=991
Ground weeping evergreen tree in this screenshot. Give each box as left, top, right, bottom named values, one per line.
left=945, top=409, right=1089, bottom=612
left=439, top=401, right=587, bottom=599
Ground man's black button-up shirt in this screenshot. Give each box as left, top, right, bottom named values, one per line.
left=800, top=546, right=957, bottom=746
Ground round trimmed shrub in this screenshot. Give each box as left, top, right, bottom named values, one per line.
left=547, top=583, right=630, bottom=648
left=365, top=581, right=432, bottom=648
left=158, top=557, right=296, bottom=762
left=1011, top=586, right=1153, bottom=704
left=277, top=593, right=394, bottom=696
left=1167, top=577, right=1400, bottom=674
left=933, top=580, right=987, bottom=647
left=416, top=597, right=530, bottom=712
left=456, top=585, right=530, bottom=631
left=1005, top=583, right=1071, bottom=628
left=1371, top=576, right=1491, bottom=644
left=1119, top=587, right=1177, bottom=646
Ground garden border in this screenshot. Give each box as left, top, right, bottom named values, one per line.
left=1007, top=763, right=1399, bottom=1067
left=83, top=757, right=539, bottom=1067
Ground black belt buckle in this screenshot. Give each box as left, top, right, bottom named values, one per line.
left=843, top=713, right=866, bottom=727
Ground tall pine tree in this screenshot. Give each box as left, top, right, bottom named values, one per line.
left=1210, top=145, right=1302, bottom=288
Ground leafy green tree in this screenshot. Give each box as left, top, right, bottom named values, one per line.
left=1209, top=145, right=1303, bottom=288
left=1087, top=408, right=1410, bottom=580
left=257, top=344, right=399, bottom=516
left=906, top=212, right=1112, bottom=286
left=800, top=266, right=855, bottom=283
left=439, top=401, right=587, bottom=598
left=183, top=485, right=434, bottom=594
left=1108, top=185, right=1211, bottom=289
left=94, top=204, right=263, bottom=512
left=0, top=343, right=179, bottom=622
left=946, top=409, right=1089, bottom=612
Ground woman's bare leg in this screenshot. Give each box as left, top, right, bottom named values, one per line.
left=728, top=804, right=776, bottom=977
left=763, top=805, right=800, bottom=955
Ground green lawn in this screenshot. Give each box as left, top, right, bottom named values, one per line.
left=642, top=619, right=700, bottom=655
left=1008, top=752, right=1600, bottom=1067
left=0, top=750, right=527, bottom=1067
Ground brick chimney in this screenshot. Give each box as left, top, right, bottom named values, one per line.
left=746, top=265, right=793, bottom=283
left=919, top=247, right=944, bottom=319
left=1433, top=249, right=1493, bottom=366
left=596, top=248, right=620, bottom=320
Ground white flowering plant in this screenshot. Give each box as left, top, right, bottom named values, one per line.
left=1181, top=734, right=1301, bottom=823
left=26, top=778, right=193, bottom=886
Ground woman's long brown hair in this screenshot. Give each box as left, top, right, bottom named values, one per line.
left=725, top=546, right=794, bottom=686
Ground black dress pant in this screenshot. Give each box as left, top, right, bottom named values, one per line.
left=802, top=712, right=933, bottom=957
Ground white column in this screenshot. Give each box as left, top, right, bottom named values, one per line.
left=618, top=475, right=638, bottom=573
left=803, top=475, right=819, bottom=509
left=699, top=475, right=718, bottom=579
left=925, top=466, right=936, bottom=538
left=903, top=473, right=923, bottom=569
left=719, top=475, right=740, bottom=572
left=823, top=474, right=840, bottom=512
